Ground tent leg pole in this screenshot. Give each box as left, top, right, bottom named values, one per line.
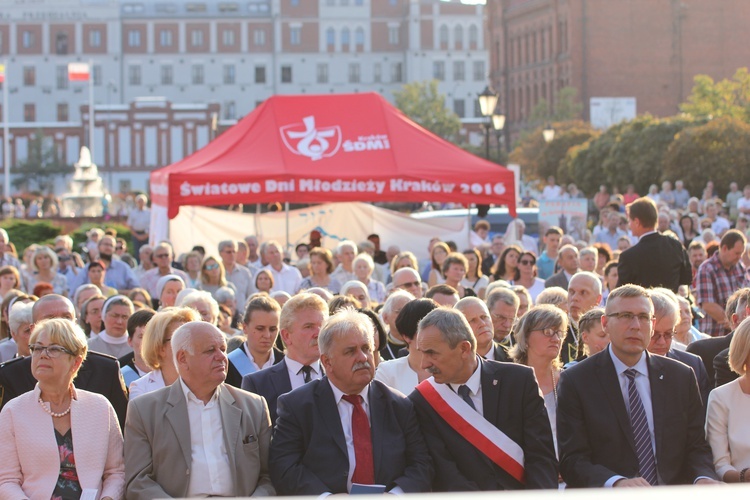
left=467, top=205, right=472, bottom=248
left=285, top=202, right=290, bottom=254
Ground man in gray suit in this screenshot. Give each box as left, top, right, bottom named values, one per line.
left=544, top=244, right=579, bottom=291
left=124, top=322, right=274, bottom=499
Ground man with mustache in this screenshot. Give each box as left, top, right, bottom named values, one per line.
left=408, top=308, right=558, bottom=491
left=269, top=308, right=433, bottom=495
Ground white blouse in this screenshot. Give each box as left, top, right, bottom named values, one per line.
left=705, top=378, right=750, bottom=479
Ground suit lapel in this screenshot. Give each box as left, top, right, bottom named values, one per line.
left=165, top=381, right=193, bottom=468
left=270, top=360, right=293, bottom=397
left=368, top=383, right=386, bottom=477
left=315, top=378, right=348, bottom=456
left=596, top=352, right=637, bottom=455
left=479, top=359, right=500, bottom=425
left=218, top=386, right=242, bottom=481
left=646, top=353, right=666, bottom=461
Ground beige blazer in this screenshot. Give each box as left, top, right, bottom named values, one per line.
left=124, top=380, right=274, bottom=500
left=0, top=384, right=125, bottom=500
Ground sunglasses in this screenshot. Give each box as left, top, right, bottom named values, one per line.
left=205, top=263, right=220, bottom=270
left=519, top=259, right=535, bottom=265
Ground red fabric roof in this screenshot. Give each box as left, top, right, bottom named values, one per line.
left=151, top=92, right=516, bottom=219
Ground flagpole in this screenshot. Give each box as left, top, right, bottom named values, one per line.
left=3, top=59, right=9, bottom=199
left=88, top=59, right=94, bottom=162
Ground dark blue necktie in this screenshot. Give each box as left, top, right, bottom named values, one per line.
left=625, top=369, right=657, bottom=485
left=457, top=385, right=477, bottom=412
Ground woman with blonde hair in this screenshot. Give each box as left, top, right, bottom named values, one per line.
left=427, top=242, right=450, bottom=287
left=25, top=246, right=69, bottom=297
left=198, top=255, right=236, bottom=298
left=0, top=318, right=124, bottom=499
left=128, top=306, right=200, bottom=399
left=389, top=251, right=419, bottom=276
left=353, top=252, right=386, bottom=304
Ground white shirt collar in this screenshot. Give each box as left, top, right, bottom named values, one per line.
left=449, top=356, right=482, bottom=396
left=608, top=344, right=648, bottom=378
left=329, top=379, right=370, bottom=406
left=179, top=377, right=221, bottom=407
left=285, top=356, right=321, bottom=376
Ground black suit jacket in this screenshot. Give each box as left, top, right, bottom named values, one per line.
left=560, top=323, right=579, bottom=365
left=557, top=349, right=716, bottom=487
left=713, top=346, right=738, bottom=388
left=544, top=271, right=569, bottom=290
left=686, top=332, right=733, bottom=388
left=616, top=232, right=692, bottom=293
left=242, top=358, right=293, bottom=425
left=408, top=358, right=558, bottom=491
left=118, top=351, right=137, bottom=373
left=269, top=378, right=433, bottom=495
left=225, top=347, right=284, bottom=388
left=0, top=351, right=129, bottom=430
left=667, top=348, right=710, bottom=409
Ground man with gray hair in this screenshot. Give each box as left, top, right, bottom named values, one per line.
left=455, top=297, right=507, bottom=362
left=544, top=244, right=579, bottom=290
left=408, top=308, right=558, bottom=491
left=563, top=272, right=603, bottom=364
left=486, top=287, right=519, bottom=355
left=262, top=240, right=302, bottom=295
left=139, top=242, right=189, bottom=298
left=270, top=308, right=433, bottom=495
left=0, top=301, right=34, bottom=361
left=244, top=235, right=262, bottom=272
left=125, top=321, right=274, bottom=499
left=126, top=193, right=151, bottom=259
left=331, top=240, right=358, bottom=284
left=379, top=289, right=415, bottom=360
left=219, top=239, right=255, bottom=310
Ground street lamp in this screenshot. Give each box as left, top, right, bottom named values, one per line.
left=478, top=86, right=500, bottom=159
left=542, top=122, right=555, bottom=143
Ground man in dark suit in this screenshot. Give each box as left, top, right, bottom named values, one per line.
left=646, top=288, right=710, bottom=408
left=242, top=293, right=328, bottom=424
left=408, top=308, right=558, bottom=491
left=544, top=244, right=579, bottom=291
left=270, top=308, right=433, bottom=495
left=616, top=197, right=691, bottom=293
left=225, top=295, right=284, bottom=388
left=557, top=285, right=719, bottom=487
left=687, top=287, right=748, bottom=387
left=0, top=294, right=128, bottom=428
left=455, top=297, right=508, bottom=362
left=486, top=287, right=518, bottom=358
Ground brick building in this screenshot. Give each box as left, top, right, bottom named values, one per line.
left=487, top=0, right=750, bottom=135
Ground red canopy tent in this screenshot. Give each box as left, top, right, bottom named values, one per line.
left=150, top=92, right=516, bottom=224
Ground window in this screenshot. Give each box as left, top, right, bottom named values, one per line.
left=22, top=30, right=34, bottom=49
left=453, top=61, right=465, bottom=81
left=373, top=62, right=382, bottom=83
left=439, top=25, right=448, bottom=48
left=341, top=28, right=350, bottom=49
left=56, top=66, right=68, bottom=90
left=391, top=62, right=402, bottom=83
left=326, top=28, right=335, bottom=48
left=290, top=26, right=301, bottom=45
left=128, top=30, right=141, bottom=47
left=223, top=64, right=236, bottom=84
left=23, top=66, right=35, bottom=86
left=159, top=30, right=173, bottom=47
left=191, top=30, right=204, bottom=47
left=433, top=61, right=445, bottom=81
left=281, top=65, right=292, bottom=83
left=254, top=29, right=266, bottom=46
left=388, top=25, right=399, bottom=45
left=454, top=25, right=463, bottom=50
left=119, top=179, right=132, bottom=194
left=161, top=64, right=173, bottom=85
left=57, top=103, right=69, bottom=122
left=469, top=25, right=478, bottom=48
left=316, top=63, right=328, bottom=83
left=348, top=63, right=360, bottom=83
left=355, top=28, right=364, bottom=50
left=453, top=98, right=465, bottom=118
left=55, top=33, right=69, bottom=55
left=222, top=29, right=235, bottom=46
left=191, top=64, right=204, bottom=84
left=473, top=60, right=485, bottom=81
left=255, top=65, right=266, bottom=83
left=93, top=65, right=103, bottom=86
left=224, top=101, right=236, bottom=120
left=89, top=29, right=102, bottom=47
left=128, top=65, right=142, bottom=85
left=24, top=103, right=35, bottom=122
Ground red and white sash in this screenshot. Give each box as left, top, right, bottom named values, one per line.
left=415, top=378, right=526, bottom=484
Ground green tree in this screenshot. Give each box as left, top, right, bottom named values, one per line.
left=663, top=116, right=750, bottom=196
left=680, top=68, right=750, bottom=121
left=560, top=121, right=629, bottom=195
left=13, top=130, right=69, bottom=193
left=528, top=87, right=584, bottom=127
left=393, top=80, right=461, bottom=142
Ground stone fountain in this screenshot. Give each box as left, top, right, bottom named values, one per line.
left=60, top=146, right=106, bottom=217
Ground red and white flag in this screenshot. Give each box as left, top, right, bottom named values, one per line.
left=68, top=62, right=90, bottom=81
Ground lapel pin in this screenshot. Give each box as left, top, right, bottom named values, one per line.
left=659, top=375, right=664, bottom=380
left=493, top=380, right=498, bottom=386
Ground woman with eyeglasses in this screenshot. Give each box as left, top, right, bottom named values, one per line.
left=0, top=318, right=124, bottom=499
left=80, top=294, right=106, bottom=339
left=509, top=251, right=545, bottom=303
left=198, top=255, right=237, bottom=299
left=509, top=304, right=568, bottom=452
left=128, top=307, right=199, bottom=400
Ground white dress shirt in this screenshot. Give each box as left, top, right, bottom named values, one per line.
left=180, top=380, right=234, bottom=497
left=243, top=343, right=275, bottom=372
left=374, top=357, right=419, bottom=395
left=129, top=369, right=165, bottom=400
left=285, top=357, right=323, bottom=390
left=447, top=359, right=483, bottom=417
left=329, top=381, right=372, bottom=493
left=265, top=263, right=303, bottom=295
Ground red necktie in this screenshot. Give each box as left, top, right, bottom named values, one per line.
left=342, top=394, right=374, bottom=485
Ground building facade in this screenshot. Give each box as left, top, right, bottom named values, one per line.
left=487, top=0, right=750, bottom=134
left=0, top=0, right=488, bottom=195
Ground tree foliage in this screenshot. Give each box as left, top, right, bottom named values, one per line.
left=529, top=87, right=584, bottom=127
left=680, top=68, right=750, bottom=121
left=13, top=130, right=68, bottom=193
left=393, top=80, right=461, bottom=143
left=663, top=116, right=750, bottom=196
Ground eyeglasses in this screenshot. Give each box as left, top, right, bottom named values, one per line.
left=116, top=246, right=123, bottom=251
left=533, top=328, right=564, bottom=338
left=106, top=312, right=130, bottom=322
left=652, top=331, right=675, bottom=342
left=29, top=344, right=75, bottom=358
left=519, top=259, right=535, bottom=265
left=205, top=263, right=220, bottom=270
left=491, top=313, right=516, bottom=324
left=154, top=253, right=170, bottom=258
left=397, top=280, right=421, bottom=289
left=606, top=312, right=654, bottom=324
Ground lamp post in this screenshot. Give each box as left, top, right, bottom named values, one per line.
left=478, top=85, right=503, bottom=160
left=542, top=122, right=555, bottom=143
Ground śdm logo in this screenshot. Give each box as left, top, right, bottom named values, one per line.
left=280, top=116, right=342, bottom=161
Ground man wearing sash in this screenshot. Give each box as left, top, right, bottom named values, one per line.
left=269, top=308, right=433, bottom=495
left=225, top=295, right=284, bottom=388
left=408, top=308, right=558, bottom=491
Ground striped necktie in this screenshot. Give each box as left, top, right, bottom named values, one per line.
left=624, top=369, right=657, bottom=485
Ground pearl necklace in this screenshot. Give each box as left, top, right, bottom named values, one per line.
left=38, top=386, right=74, bottom=418
left=551, top=368, right=559, bottom=404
